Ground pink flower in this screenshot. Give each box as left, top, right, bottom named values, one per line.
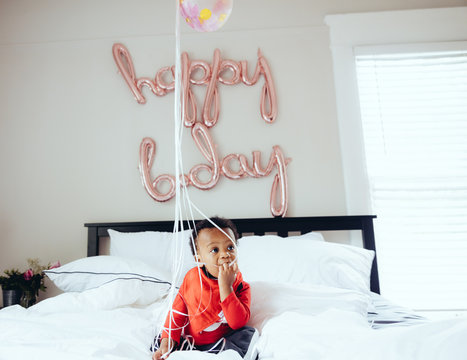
left=23, top=269, right=33, bottom=281
left=49, top=261, right=61, bottom=269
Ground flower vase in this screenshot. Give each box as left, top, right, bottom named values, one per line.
left=20, top=290, right=37, bottom=308
left=2, top=289, right=22, bottom=307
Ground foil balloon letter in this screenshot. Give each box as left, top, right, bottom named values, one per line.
left=189, top=123, right=220, bottom=189
left=113, top=43, right=166, bottom=103
left=112, top=43, right=147, bottom=104
left=202, top=49, right=221, bottom=127
left=269, top=146, right=289, bottom=217
left=139, top=137, right=176, bottom=202
left=258, top=50, right=277, bottom=123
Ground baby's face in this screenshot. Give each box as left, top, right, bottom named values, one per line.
left=195, top=227, right=237, bottom=278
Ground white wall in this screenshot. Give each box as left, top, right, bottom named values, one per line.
left=1, top=0, right=465, bottom=302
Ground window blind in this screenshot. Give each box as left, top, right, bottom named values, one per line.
left=355, top=50, right=467, bottom=314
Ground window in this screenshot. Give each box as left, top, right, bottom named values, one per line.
left=325, top=7, right=467, bottom=318
left=355, top=49, right=467, bottom=315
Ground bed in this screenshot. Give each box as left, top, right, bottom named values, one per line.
left=0, top=215, right=466, bottom=360
left=85, top=215, right=381, bottom=293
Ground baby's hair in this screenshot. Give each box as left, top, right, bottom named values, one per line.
left=190, top=216, right=239, bottom=256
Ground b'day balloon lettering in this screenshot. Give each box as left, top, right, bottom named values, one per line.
left=113, top=44, right=290, bottom=217
left=139, top=123, right=291, bottom=217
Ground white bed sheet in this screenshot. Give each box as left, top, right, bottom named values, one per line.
left=0, top=304, right=155, bottom=359
left=0, top=281, right=166, bottom=360
left=257, top=309, right=467, bottom=360
left=1, top=280, right=466, bottom=360
left=367, top=292, right=428, bottom=329
left=0, top=280, right=242, bottom=360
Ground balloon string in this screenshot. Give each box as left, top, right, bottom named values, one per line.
left=164, top=0, right=183, bottom=347
left=189, top=202, right=239, bottom=256
left=165, top=0, right=210, bottom=347
left=156, top=2, right=237, bottom=352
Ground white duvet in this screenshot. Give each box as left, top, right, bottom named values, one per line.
left=0, top=281, right=163, bottom=360
left=0, top=280, right=242, bottom=360
left=257, top=310, right=467, bottom=360
left=1, top=280, right=467, bottom=360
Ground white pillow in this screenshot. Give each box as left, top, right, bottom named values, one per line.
left=44, top=256, right=172, bottom=301
left=238, top=235, right=374, bottom=294
left=108, top=229, right=195, bottom=285
left=248, top=281, right=370, bottom=331
left=33, top=277, right=170, bottom=311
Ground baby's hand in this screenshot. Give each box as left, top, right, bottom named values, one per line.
left=153, top=338, right=172, bottom=360
left=153, top=348, right=172, bottom=360
left=153, top=349, right=167, bottom=360
left=218, top=262, right=238, bottom=301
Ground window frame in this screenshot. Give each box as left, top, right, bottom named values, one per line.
left=325, top=7, right=467, bottom=215
left=325, top=7, right=467, bottom=316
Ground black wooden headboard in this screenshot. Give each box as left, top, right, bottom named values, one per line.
left=84, top=215, right=379, bottom=293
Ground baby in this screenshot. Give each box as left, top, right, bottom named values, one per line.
left=152, top=216, right=257, bottom=359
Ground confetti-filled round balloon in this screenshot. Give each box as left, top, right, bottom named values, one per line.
left=179, top=0, right=233, bottom=32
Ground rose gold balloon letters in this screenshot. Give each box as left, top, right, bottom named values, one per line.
left=113, top=44, right=290, bottom=217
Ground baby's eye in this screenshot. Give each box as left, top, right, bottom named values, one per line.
left=227, top=245, right=235, bottom=251
left=210, top=248, right=218, bottom=253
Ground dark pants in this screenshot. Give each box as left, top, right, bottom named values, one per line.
left=151, top=326, right=258, bottom=359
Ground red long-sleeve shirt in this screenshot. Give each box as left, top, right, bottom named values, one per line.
left=162, top=267, right=251, bottom=345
